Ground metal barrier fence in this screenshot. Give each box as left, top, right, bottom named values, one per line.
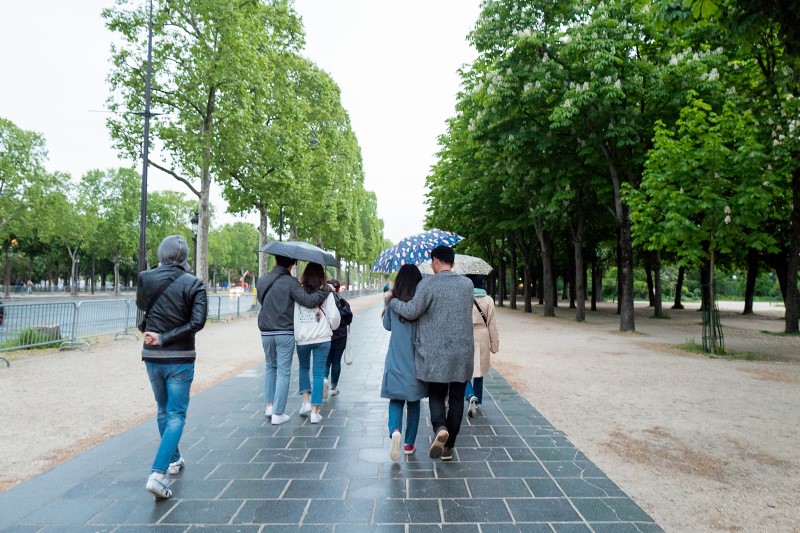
left=0, top=290, right=380, bottom=357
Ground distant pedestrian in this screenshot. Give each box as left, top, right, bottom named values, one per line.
left=256, top=255, right=330, bottom=425
left=26, top=280, right=33, bottom=294
left=381, top=264, right=428, bottom=460
left=323, top=279, right=353, bottom=397
left=464, top=274, right=499, bottom=418
left=293, top=263, right=340, bottom=424
left=387, top=245, right=473, bottom=461
left=136, top=235, right=207, bottom=500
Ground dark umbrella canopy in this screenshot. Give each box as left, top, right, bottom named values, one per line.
left=260, top=240, right=337, bottom=267
left=370, top=228, right=463, bottom=273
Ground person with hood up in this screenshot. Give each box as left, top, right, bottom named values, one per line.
left=137, top=234, right=207, bottom=500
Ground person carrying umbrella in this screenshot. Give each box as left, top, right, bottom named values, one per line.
left=386, top=245, right=474, bottom=461
left=256, top=254, right=331, bottom=425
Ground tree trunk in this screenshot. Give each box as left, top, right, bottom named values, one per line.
left=535, top=225, right=555, bottom=317
left=653, top=251, right=664, bottom=318
left=591, top=258, right=598, bottom=312
left=113, top=258, right=121, bottom=297
left=604, top=149, right=636, bottom=331
left=538, top=265, right=544, bottom=306
left=497, top=240, right=506, bottom=307
left=672, top=266, right=685, bottom=309
left=785, top=166, right=800, bottom=333
left=646, top=262, right=655, bottom=307
left=567, top=250, right=576, bottom=310
left=568, top=205, right=586, bottom=320
left=700, top=263, right=710, bottom=312
left=523, top=254, right=533, bottom=313
left=616, top=236, right=622, bottom=315
left=510, top=239, right=517, bottom=310
left=743, top=249, right=758, bottom=315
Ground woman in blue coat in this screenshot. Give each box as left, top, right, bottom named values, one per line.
left=381, top=264, right=428, bottom=461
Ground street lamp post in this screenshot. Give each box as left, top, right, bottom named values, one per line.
left=191, top=212, right=199, bottom=276
left=4, top=246, right=12, bottom=298
left=278, top=205, right=284, bottom=242
left=137, top=0, right=155, bottom=273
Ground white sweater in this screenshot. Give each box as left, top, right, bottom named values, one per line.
left=294, top=292, right=341, bottom=346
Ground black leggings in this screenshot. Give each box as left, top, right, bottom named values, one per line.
left=325, top=336, right=347, bottom=386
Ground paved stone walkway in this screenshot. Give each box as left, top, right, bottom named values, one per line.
left=0, top=302, right=662, bottom=532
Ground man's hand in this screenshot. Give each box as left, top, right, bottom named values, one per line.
left=143, top=332, right=161, bottom=346
left=384, top=290, right=393, bottom=304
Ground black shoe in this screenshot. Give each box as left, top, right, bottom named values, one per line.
left=429, top=427, right=449, bottom=459
left=441, top=446, right=453, bottom=461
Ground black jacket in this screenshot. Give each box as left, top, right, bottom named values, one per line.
left=136, top=263, right=207, bottom=364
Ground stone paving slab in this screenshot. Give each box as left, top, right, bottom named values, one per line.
left=0, top=302, right=663, bottom=532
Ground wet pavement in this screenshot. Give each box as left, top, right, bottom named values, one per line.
left=0, top=301, right=662, bottom=532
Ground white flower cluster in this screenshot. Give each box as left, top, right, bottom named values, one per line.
left=569, top=81, right=590, bottom=92
left=514, top=28, right=533, bottom=38
left=699, top=68, right=719, bottom=81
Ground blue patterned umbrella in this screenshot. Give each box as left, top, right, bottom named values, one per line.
left=371, top=229, right=464, bottom=273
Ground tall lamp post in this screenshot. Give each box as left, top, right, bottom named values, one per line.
left=278, top=205, right=284, bottom=242
left=137, top=0, right=155, bottom=273
left=190, top=212, right=199, bottom=276
left=3, top=246, right=12, bottom=298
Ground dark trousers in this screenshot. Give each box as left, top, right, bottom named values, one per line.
left=428, top=380, right=467, bottom=448
left=325, top=336, right=347, bottom=386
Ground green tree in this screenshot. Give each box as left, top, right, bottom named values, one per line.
left=78, top=168, right=141, bottom=295
left=0, top=117, right=49, bottom=245
left=104, top=0, right=304, bottom=282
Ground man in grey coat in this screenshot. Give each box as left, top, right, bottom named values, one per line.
left=388, top=245, right=474, bottom=461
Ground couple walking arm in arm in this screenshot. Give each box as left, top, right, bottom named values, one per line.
left=387, top=246, right=474, bottom=461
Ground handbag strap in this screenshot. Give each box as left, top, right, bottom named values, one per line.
left=473, top=299, right=488, bottom=326
left=143, top=272, right=184, bottom=316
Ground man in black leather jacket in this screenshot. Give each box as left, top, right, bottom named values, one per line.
left=136, top=234, right=207, bottom=499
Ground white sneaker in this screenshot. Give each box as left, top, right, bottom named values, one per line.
left=299, top=402, right=312, bottom=416
left=329, top=386, right=339, bottom=396
left=271, top=413, right=291, bottom=425
left=265, top=404, right=274, bottom=417
left=468, top=396, right=479, bottom=418
left=310, top=412, right=323, bottom=424
left=167, top=456, right=185, bottom=475
left=146, top=472, right=171, bottom=499
left=389, top=430, right=402, bottom=461
left=323, top=379, right=329, bottom=400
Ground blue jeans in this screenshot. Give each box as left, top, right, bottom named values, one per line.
left=325, top=337, right=347, bottom=386
left=262, top=335, right=295, bottom=415
left=145, top=362, right=194, bottom=474
left=296, top=341, right=330, bottom=406
left=388, top=399, right=420, bottom=446
left=464, top=376, right=484, bottom=404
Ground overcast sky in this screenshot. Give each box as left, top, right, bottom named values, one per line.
left=0, top=0, right=481, bottom=244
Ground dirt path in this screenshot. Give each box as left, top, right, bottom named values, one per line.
left=492, top=300, right=800, bottom=532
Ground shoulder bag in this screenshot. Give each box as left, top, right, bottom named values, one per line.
left=474, top=299, right=488, bottom=327
left=138, top=272, right=184, bottom=332
left=343, top=326, right=353, bottom=365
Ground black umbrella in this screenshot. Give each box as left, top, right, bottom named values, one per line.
left=259, top=240, right=337, bottom=266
